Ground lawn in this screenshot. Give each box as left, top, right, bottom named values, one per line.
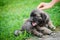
left=0, top=0, right=60, bottom=40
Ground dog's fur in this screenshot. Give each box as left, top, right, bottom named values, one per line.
left=14, top=9, right=56, bottom=37
left=30, top=9, right=55, bottom=29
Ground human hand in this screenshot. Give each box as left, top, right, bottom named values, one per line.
left=37, top=2, right=53, bottom=10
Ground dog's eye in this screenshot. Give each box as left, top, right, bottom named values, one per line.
left=33, top=14, right=36, bottom=16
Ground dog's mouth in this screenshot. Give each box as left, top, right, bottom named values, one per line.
left=32, top=22, right=37, bottom=26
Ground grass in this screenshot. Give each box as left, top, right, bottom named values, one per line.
left=0, top=0, right=60, bottom=40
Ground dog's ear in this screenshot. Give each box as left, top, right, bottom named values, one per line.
left=40, top=13, right=47, bottom=20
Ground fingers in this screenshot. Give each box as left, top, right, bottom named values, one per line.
left=37, top=2, right=47, bottom=10
left=37, top=2, right=53, bottom=10
left=37, top=6, right=47, bottom=10
left=37, top=2, right=44, bottom=9
left=40, top=6, right=49, bottom=10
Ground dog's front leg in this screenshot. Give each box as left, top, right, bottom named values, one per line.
left=48, top=20, right=56, bottom=30
left=32, top=28, right=43, bottom=37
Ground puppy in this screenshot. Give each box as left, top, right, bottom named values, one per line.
left=14, top=9, right=56, bottom=37
left=30, top=9, right=56, bottom=36
left=30, top=9, right=56, bottom=29
left=14, top=18, right=43, bottom=37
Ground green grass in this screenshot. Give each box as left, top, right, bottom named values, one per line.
left=0, top=0, right=60, bottom=40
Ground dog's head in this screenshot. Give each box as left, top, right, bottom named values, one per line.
left=30, top=9, right=47, bottom=26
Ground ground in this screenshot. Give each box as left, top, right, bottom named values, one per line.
left=26, top=28, right=60, bottom=40
left=0, top=0, right=60, bottom=40
left=26, top=31, right=60, bottom=40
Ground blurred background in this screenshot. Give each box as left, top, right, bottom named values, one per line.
left=0, top=0, right=60, bottom=40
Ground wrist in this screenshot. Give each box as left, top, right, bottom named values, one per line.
left=50, top=0, right=59, bottom=6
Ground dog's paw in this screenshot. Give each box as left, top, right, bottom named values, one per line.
left=52, top=26, right=56, bottom=30
left=14, top=30, right=22, bottom=36
left=50, top=32, right=56, bottom=36
left=37, top=33, right=43, bottom=38
left=14, top=30, right=19, bottom=36
left=50, top=25, right=56, bottom=30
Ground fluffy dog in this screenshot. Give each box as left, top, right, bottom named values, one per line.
left=30, top=9, right=55, bottom=29
left=14, top=9, right=56, bottom=37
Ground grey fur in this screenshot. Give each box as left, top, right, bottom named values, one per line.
left=14, top=9, right=56, bottom=37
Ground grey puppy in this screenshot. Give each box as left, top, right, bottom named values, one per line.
left=14, top=9, right=56, bottom=37
left=30, top=9, right=56, bottom=29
